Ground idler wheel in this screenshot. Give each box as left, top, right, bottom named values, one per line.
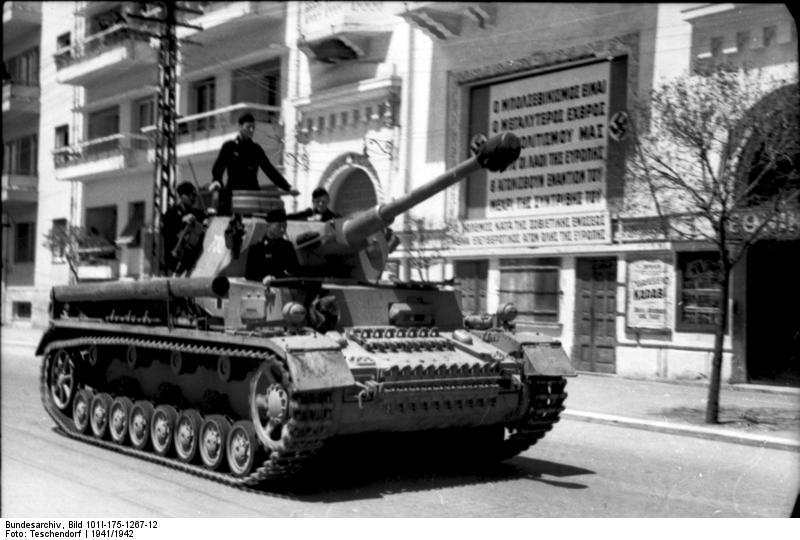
left=89, top=393, right=113, bottom=439
left=199, top=415, right=231, bottom=471
left=72, top=389, right=94, bottom=434
left=129, top=401, right=155, bottom=450
left=250, top=362, right=292, bottom=452
left=226, top=420, right=259, bottom=477
left=174, top=409, right=203, bottom=463
left=108, top=397, right=133, bottom=444
left=151, top=405, right=178, bottom=456
left=48, top=349, right=76, bottom=411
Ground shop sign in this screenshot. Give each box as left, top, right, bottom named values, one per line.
left=626, top=258, right=673, bottom=332
left=455, top=211, right=610, bottom=247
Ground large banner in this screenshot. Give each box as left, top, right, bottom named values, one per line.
left=626, top=258, right=673, bottom=332
left=459, top=59, right=627, bottom=247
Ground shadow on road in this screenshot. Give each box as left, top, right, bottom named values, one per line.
left=254, top=433, right=595, bottom=502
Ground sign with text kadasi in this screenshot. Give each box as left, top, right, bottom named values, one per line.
left=488, top=61, right=612, bottom=218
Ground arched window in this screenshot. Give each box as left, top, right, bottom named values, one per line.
left=331, top=168, right=377, bottom=217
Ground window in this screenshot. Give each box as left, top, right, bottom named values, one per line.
left=134, top=96, right=156, bottom=131
left=736, top=31, right=750, bottom=52
left=763, top=25, right=776, bottom=47
left=317, top=116, right=325, bottom=131
left=85, top=205, right=118, bottom=245
left=341, top=111, right=349, bottom=126
left=232, top=59, right=280, bottom=106
left=5, top=48, right=39, bottom=86
left=192, top=77, right=216, bottom=130
left=57, top=32, right=71, bottom=50
left=51, top=218, right=67, bottom=262
left=676, top=252, right=726, bottom=333
left=329, top=113, right=336, bottom=130
left=710, top=36, right=723, bottom=57
left=55, top=125, right=69, bottom=148
left=454, top=260, right=488, bottom=315
left=14, top=222, right=35, bottom=263
left=88, top=106, right=120, bottom=139
left=352, top=109, right=360, bottom=124
left=12, top=302, right=32, bottom=320
left=3, top=134, right=38, bottom=175
left=499, top=258, right=560, bottom=324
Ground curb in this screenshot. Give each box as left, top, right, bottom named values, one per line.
left=564, top=410, right=800, bottom=452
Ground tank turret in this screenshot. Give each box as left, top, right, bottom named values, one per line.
left=189, top=132, right=521, bottom=282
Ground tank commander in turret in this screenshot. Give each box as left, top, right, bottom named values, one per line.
left=209, top=112, right=299, bottom=215
left=163, top=181, right=207, bottom=274
left=287, top=187, right=340, bottom=221
left=245, top=208, right=299, bottom=283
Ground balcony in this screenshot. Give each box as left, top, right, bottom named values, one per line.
left=177, top=2, right=286, bottom=44
left=3, top=2, right=41, bottom=44
left=400, top=2, right=497, bottom=41
left=142, top=102, right=282, bottom=160
left=54, top=24, right=157, bottom=86
left=53, top=133, right=151, bottom=182
left=2, top=81, right=40, bottom=122
left=298, top=1, right=395, bottom=63
left=1, top=171, right=38, bottom=204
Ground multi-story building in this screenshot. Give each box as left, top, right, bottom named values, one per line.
left=2, top=1, right=42, bottom=324
left=12, top=2, right=799, bottom=386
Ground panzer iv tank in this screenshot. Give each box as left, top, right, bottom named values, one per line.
left=38, top=132, right=576, bottom=487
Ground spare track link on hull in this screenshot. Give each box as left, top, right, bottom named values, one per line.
left=39, top=335, right=334, bottom=488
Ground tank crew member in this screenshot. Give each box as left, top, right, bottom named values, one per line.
left=209, top=112, right=299, bottom=214
left=245, top=208, right=300, bottom=283
left=163, top=181, right=207, bottom=274
left=287, top=187, right=340, bottom=221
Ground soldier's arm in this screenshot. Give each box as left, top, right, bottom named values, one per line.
left=210, top=142, right=231, bottom=191
left=256, top=145, right=293, bottom=192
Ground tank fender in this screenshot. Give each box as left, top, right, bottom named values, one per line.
left=270, top=334, right=356, bottom=392
left=35, top=325, right=62, bottom=356
left=515, top=332, right=576, bottom=377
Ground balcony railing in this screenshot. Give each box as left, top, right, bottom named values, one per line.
left=54, top=23, right=153, bottom=70
left=142, top=102, right=281, bottom=142
left=53, top=133, right=151, bottom=169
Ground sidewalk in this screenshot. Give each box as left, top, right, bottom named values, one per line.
left=3, top=324, right=799, bottom=451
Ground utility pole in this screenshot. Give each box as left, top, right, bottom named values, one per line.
left=126, top=2, right=202, bottom=276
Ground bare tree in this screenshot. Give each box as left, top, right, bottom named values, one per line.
left=398, top=214, right=460, bottom=282
left=625, top=66, right=799, bottom=423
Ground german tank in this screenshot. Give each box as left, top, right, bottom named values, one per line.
left=37, top=132, right=576, bottom=487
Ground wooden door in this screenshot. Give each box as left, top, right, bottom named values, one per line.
left=574, top=258, right=617, bottom=373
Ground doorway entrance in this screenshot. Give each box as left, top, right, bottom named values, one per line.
left=746, top=239, right=800, bottom=386
left=574, top=257, right=617, bottom=373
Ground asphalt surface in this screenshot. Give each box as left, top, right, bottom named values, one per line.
left=3, top=323, right=798, bottom=452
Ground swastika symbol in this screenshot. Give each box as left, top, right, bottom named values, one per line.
left=608, top=111, right=629, bottom=141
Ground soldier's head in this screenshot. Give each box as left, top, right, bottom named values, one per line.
left=311, top=187, right=330, bottom=213
left=176, top=181, right=197, bottom=206
left=238, top=112, right=256, bottom=140
left=265, top=208, right=287, bottom=239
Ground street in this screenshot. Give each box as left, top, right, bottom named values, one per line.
left=2, top=341, right=798, bottom=518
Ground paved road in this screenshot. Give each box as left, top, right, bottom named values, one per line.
left=2, top=342, right=798, bottom=517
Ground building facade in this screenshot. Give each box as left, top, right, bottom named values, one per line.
left=6, top=2, right=798, bottom=385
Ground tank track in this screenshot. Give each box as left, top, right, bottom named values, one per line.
left=499, top=377, right=568, bottom=459
left=39, top=336, right=334, bottom=488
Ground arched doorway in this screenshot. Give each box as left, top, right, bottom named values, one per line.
left=330, top=167, right=378, bottom=217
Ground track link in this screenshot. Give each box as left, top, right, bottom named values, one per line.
left=40, top=336, right=333, bottom=488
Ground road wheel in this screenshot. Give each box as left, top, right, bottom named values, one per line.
left=151, top=405, right=178, bottom=456
left=199, top=415, right=231, bottom=471
left=72, top=389, right=94, bottom=434
left=109, top=397, right=133, bottom=444
left=49, top=349, right=77, bottom=411
left=89, top=393, right=113, bottom=439
left=226, top=420, right=258, bottom=477
left=174, top=409, right=203, bottom=463
left=129, top=401, right=155, bottom=450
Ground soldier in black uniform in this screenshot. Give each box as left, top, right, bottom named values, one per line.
left=162, top=181, right=207, bottom=274
left=210, top=112, right=299, bottom=214
left=245, top=208, right=299, bottom=283
left=287, top=187, right=340, bottom=221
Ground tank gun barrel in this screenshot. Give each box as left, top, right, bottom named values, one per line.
left=51, top=276, right=230, bottom=303
left=342, top=132, right=520, bottom=245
